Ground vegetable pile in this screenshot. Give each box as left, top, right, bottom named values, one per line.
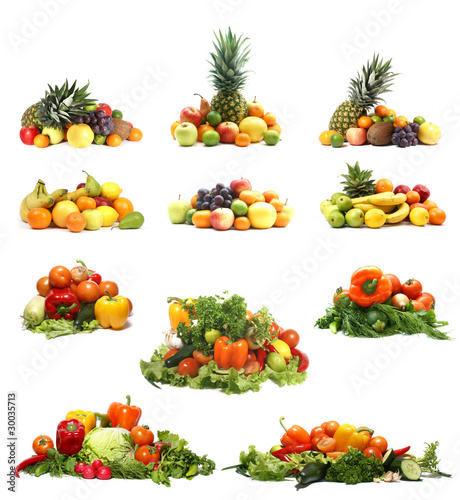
left=140, top=293, right=309, bottom=394
left=315, top=266, right=450, bottom=339
left=22, top=260, right=133, bottom=339
left=228, top=417, right=451, bottom=488
left=16, top=396, right=215, bottom=487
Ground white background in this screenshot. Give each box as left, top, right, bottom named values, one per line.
left=1, top=0, right=460, bottom=499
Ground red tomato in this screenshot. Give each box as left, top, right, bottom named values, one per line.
left=280, top=329, right=300, bottom=348
left=419, top=292, right=435, bottom=306
left=369, top=436, right=388, bottom=454
left=269, top=322, right=281, bottom=339
left=311, top=433, right=329, bottom=451
left=364, top=447, right=383, bottom=460
left=416, top=296, right=434, bottom=310
left=134, top=445, right=160, bottom=464
left=164, top=349, right=178, bottom=361
left=411, top=300, right=425, bottom=311
left=130, top=426, right=154, bottom=446
left=36, top=276, right=51, bottom=297
left=177, top=358, right=199, bottom=378
left=49, top=266, right=71, bottom=288
left=310, top=426, right=326, bottom=439
left=333, top=289, right=350, bottom=303
left=401, top=279, right=423, bottom=299
left=317, top=437, right=336, bottom=453
left=385, top=274, right=401, bottom=295
left=77, top=280, right=101, bottom=303
left=325, top=421, right=340, bottom=438
left=96, top=102, right=112, bottom=116
left=243, top=359, right=260, bottom=376
left=32, top=435, right=54, bottom=454
left=99, top=280, right=119, bottom=297
left=193, top=350, right=213, bottom=365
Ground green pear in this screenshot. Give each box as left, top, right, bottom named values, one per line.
left=320, top=199, right=332, bottom=214
left=280, top=199, right=294, bottom=222
left=82, top=170, right=102, bottom=197
left=328, top=210, right=345, bottom=228
left=331, top=192, right=345, bottom=205
left=336, top=195, right=352, bottom=212
left=168, top=195, right=191, bottom=224
left=345, top=208, right=364, bottom=227
left=82, top=209, right=103, bottom=230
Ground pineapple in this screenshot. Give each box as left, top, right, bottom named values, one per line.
left=340, top=162, right=376, bottom=198
left=208, top=28, right=251, bottom=124
left=329, top=54, right=397, bottom=137
left=21, top=80, right=94, bottom=130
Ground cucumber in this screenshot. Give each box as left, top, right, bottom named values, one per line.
left=389, top=458, right=421, bottom=480
left=296, top=462, right=330, bottom=489
left=73, top=303, right=95, bottom=331
left=164, top=344, right=195, bottom=368
left=213, top=368, right=245, bottom=375
left=382, top=448, right=396, bottom=471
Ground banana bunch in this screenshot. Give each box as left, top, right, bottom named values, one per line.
left=353, top=192, right=409, bottom=223
left=19, top=180, right=68, bottom=222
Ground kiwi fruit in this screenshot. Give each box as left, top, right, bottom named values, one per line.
left=112, top=118, right=131, bottom=141
left=367, top=122, right=394, bottom=146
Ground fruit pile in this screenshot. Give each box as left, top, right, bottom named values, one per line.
left=170, top=29, right=281, bottom=147
left=20, top=171, right=144, bottom=232
left=168, top=178, right=293, bottom=231
left=20, top=80, right=142, bottom=148
left=321, top=163, right=446, bottom=229
left=319, top=55, right=441, bottom=147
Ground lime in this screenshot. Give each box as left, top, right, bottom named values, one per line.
left=112, top=109, right=123, bottom=119
left=93, top=134, right=106, bottom=145
left=383, top=114, right=395, bottom=123
left=231, top=199, right=248, bottom=216
left=186, top=208, right=197, bottom=225
left=264, top=130, right=280, bottom=145
left=371, top=116, right=382, bottom=123
left=330, top=133, right=344, bottom=148
left=206, top=111, right=222, bottom=127
left=266, top=352, right=286, bottom=372
left=202, top=130, right=220, bottom=146
left=414, top=116, right=426, bottom=125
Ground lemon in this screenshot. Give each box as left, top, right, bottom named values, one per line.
left=96, top=206, right=119, bottom=227
left=101, top=182, right=123, bottom=201
left=271, top=339, right=291, bottom=360
left=365, top=208, right=386, bottom=228
left=410, top=207, right=429, bottom=226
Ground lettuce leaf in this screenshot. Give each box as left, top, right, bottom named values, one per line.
left=27, top=318, right=101, bottom=339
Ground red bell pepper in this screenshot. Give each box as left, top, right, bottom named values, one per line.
left=45, top=287, right=80, bottom=320
left=107, top=395, right=142, bottom=431
left=56, top=419, right=85, bottom=455
left=76, top=260, right=101, bottom=284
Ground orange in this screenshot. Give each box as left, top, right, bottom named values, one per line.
left=262, top=190, right=279, bottom=203
left=197, top=124, right=215, bottom=142
left=319, top=130, right=337, bottom=145
left=262, top=113, right=276, bottom=126
left=34, top=134, right=49, bottom=148
left=107, top=134, right=122, bottom=147
left=192, top=210, right=212, bottom=228
left=239, top=190, right=256, bottom=205
left=406, top=191, right=420, bottom=205
left=113, top=197, right=134, bottom=221
left=394, top=116, right=409, bottom=128
left=429, top=208, right=446, bottom=225
left=190, top=194, right=198, bottom=208
left=128, top=128, right=143, bottom=141
left=171, top=121, right=180, bottom=138
left=253, top=192, right=265, bottom=203
left=423, top=200, right=438, bottom=212
left=235, top=132, right=251, bottom=147
left=357, top=116, right=373, bottom=129
left=66, top=212, right=86, bottom=232
left=248, top=104, right=264, bottom=118
left=27, top=208, right=52, bottom=229
left=375, top=178, right=394, bottom=193
left=270, top=198, right=284, bottom=212
left=76, top=196, right=96, bottom=211
left=269, top=124, right=282, bottom=135
left=234, top=216, right=251, bottom=230
left=274, top=212, right=290, bottom=227
left=375, top=105, right=389, bottom=117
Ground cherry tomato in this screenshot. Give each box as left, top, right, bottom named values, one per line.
left=130, top=425, right=154, bottom=446
left=32, top=435, right=54, bottom=455
left=99, top=280, right=119, bottom=297
left=36, top=276, right=51, bottom=297
left=419, top=292, right=435, bottom=306
left=369, top=436, right=388, bottom=454
left=385, top=274, right=401, bottom=295
left=193, top=350, right=213, bottom=365
left=317, top=437, right=336, bottom=453
left=245, top=310, right=253, bottom=321
left=416, top=296, right=433, bottom=311
left=325, top=421, right=340, bottom=438
left=49, top=265, right=71, bottom=288
left=177, top=358, right=199, bottom=378
left=127, top=298, right=133, bottom=316
left=246, top=350, right=256, bottom=362
left=76, top=280, right=101, bottom=303
left=269, top=322, right=281, bottom=339
left=411, top=300, right=425, bottom=311
left=69, top=282, right=78, bottom=295
left=364, top=447, right=383, bottom=460
left=311, top=433, right=329, bottom=451
left=243, top=359, right=260, bottom=376
left=333, top=289, right=351, bottom=306
left=280, top=329, right=300, bottom=348
left=401, top=279, right=423, bottom=300
left=134, top=445, right=160, bottom=464
left=164, top=349, right=178, bottom=361
left=310, top=426, right=325, bottom=439
left=326, top=452, right=344, bottom=459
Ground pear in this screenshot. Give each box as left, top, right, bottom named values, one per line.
left=82, top=170, right=102, bottom=197
left=168, top=195, right=191, bottom=224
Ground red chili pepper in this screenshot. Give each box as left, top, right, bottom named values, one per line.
left=273, top=453, right=299, bottom=474
left=291, top=348, right=309, bottom=372
left=56, top=419, right=85, bottom=455
left=264, top=340, right=278, bottom=354
left=15, top=454, right=47, bottom=477
left=45, top=288, right=80, bottom=320
left=394, top=446, right=411, bottom=456
left=272, top=443, right=312, bottom=456
left=76, top=260, right=102, bottom=284
left=256, top=349, right=267, bottom=373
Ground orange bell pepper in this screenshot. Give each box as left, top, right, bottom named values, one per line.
left=167, top=297, right=195, bottom=329
left=214, top=337, right=248, bottom=371
left=349, top=266, right=393, bottom=307
left=333, top=424, right=372, bottom=452
left=107, top=395, right=141, bottom=431
left=279, top=416, right=310, bottom=446
left=94, top=292, right=129, bottom=330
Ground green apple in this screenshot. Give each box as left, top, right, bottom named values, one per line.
left=84, top=102, right=98, bottom=111
left=202, top=130, right=220, bottom=146
left=320, top=199, right=333, bottom=214
left=186, top=208, right=197, bottom=225
left=82, top=209, right=103, bottom=230
left=174, top=122, right=198, bottom=146
left=168, top=195, right=191, bottom=224
left=246, top=97, right=261, bottom=110
left=331, top=193, right=345, bottom=204
left=41, top=126, right=65, bottom=145
left=205, top=329, right=221, bottom=344
left=413, top=116, right=425, bottom=125
left=231, top=199, right=248, bottom=216
left=345, top=208, right=364, bottom=227
left=328, top=210, right=345, bottom=228
left=336, top=195, right=352, bottom=212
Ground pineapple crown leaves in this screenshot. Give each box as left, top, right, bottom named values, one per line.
left=348, top=54, right=399, bottom=110
left=207, top=28, right=252, bottom=93
left=340, top=161, right=376, bottom=196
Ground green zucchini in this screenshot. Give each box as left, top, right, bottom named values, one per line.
left=164, top=344, right=195, bottom=368
left=389, top=458, right=421, bottom=480
left=73, top=303, right=95, bottom=331
left=382, top=448, right=396, bottom=471
left=296, top=462, right=330, bottom=489
left=213, top=368, right=245, bottom=375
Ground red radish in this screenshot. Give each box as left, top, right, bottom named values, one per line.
left=82, top=465, right=96, bottom=479
left=412, top=184, right=430, bottom=202
left=74, top=462, right=86, bottom=473
left=393, top=184, right=410, bottom=195
left=92, top=460, right=103, bottom=470
left=96, top=466, right=112, bottom=480
left=20, top=126, right=40, bottom=145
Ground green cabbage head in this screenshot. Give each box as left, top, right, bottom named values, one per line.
left=79, top=427, right=134, bottom=463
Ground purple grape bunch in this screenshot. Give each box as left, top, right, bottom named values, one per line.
left=196, top=183, right=236, bottom=211
left=391, top=122, right=420, bottom=148
left=74, top=109, right=115, bottom=137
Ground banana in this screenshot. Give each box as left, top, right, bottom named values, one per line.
left=19, top=180, right=54, bottom=222
left=385, top=203, right=410, bottom=223
left=48, top=188, right=68, bottom=202
left=367, top=192, right=407, bottom=206
left=354, top=203, right=396, bottom=214
left=352, top=195, right=375, bottom=205
left=67, top=187, right=90, bottom=202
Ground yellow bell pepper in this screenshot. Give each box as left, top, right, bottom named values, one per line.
left=65, top=410, right=96, bottom=435
left=333, top=424, right=367, bottom=452
left=94, top=293, right=129, bottom=330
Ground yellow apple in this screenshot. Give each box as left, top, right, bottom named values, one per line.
left=239, top=117, right=268, bottom=142
left=247, top=202, right=277, bottom=229
left=417, top=122, right=441, bottom=145
left=67, top=124, right=94, bottom=148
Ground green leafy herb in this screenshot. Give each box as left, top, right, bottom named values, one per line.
left=416, top=442, right=452, bottom=477
left=23, top=450, right=78, bottom=478
left=26, top=318, right=101, bottom=339
left=325, top=448, right=384, bottom=484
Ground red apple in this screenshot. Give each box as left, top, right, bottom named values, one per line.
left=394, top=185, right=411, bottom=195
left=346, top=127, right=367, bottom=145
left=210, top=208, right=235, bottom=230
left=97, top=103, right=112, bottom=116
left=76, top=182, right=86, bottom=189
left=20, top=126, right=40, bottom=145
left=230, top=178, right=252, bottom=196
left=94, top=196, right=114, bottom=208
left=216, top=122, right=239, bottom=143
left=412, top=184, right=430, bottom=202
left=180, top=107, right=202, bottom=128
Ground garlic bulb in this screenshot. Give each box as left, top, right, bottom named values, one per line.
left=164, top=329, right=184, bottom=349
